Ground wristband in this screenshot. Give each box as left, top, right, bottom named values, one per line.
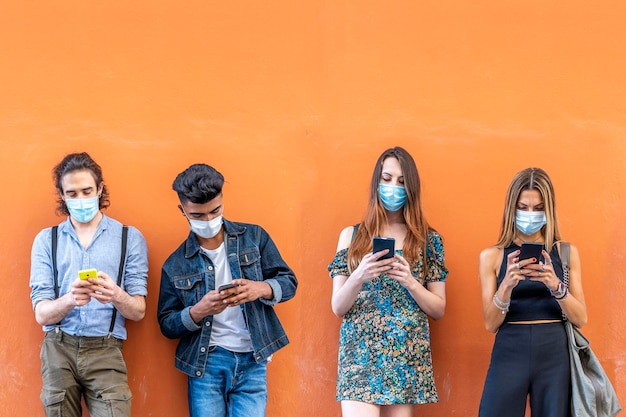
left=550, top=281, right=568, bottom=298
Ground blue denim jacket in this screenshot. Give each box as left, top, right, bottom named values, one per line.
left=157, top=219, right=298, bottom=377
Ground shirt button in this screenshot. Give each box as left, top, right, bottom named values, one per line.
left=200, top=347, right=206, bottom=352
left=196, top=371, right=202, bottom=377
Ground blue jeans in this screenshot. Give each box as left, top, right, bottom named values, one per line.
left=188, top=346, right=268, bottom=417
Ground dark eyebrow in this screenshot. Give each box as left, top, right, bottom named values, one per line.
left=64, top=186, right=93, bottom=194
left=381, top=171, right=403, bottom=179
left=187, top=205, right=222, bottom=217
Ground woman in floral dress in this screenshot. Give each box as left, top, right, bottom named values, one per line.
left=328, top=146, right=448, bottom=417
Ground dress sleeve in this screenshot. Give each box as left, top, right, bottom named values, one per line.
left=327, top=248, right=349, bottom=278
left=424, top=231, right=448, bottom=283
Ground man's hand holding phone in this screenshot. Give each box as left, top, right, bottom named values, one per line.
left=71, top=269, right=100, bottom=306
left=219, top=280, right=274, bottom=306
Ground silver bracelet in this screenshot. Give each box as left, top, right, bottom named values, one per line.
left=493, top=293, right=510, bottom=314
left=555, top=287, right=569, bottom=301
left=550, top=281, right=568, bottom=298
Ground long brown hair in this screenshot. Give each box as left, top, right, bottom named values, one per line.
left=495, top=167, right=561, bottom=250
left=347, top=147, right=432, bottom=273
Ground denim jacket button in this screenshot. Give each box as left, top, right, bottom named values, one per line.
left=204, top=321, right=210, bottom=326
left=207, top=266, right=213, bottom=271
left=200, top=346, right=206, bottom=352
left=195, top=371, right=202, bottom=377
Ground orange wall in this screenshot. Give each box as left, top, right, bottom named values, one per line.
left=1, top=1, right=625, bottom=416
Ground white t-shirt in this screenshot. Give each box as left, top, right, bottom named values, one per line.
left=201, top=242, right=253, bottom=353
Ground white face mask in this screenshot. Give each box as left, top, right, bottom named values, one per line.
left=189, top=215, right=223, bottom=239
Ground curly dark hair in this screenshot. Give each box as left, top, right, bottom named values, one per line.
left=53, top=152, right=110, bottom=216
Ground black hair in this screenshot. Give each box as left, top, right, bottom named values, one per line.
left=53, top=152, right=110, bottom=216
left=172, top=163, right=224, bottom=204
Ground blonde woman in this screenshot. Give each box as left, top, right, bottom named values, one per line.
left=478, top=167, right=587, bottom=417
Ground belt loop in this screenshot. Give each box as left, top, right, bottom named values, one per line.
left=56, top=329, right=63, bottom=344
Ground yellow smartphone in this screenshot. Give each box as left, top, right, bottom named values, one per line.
left=78, top=268, right=98, bottom=280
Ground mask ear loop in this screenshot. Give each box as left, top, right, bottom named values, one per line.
left=177, top=205, right=192, bottom=222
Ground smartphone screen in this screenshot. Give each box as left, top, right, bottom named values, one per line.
left=519, top=242, right=544, bottom=264
left=372, top=237, right=395, bottom=259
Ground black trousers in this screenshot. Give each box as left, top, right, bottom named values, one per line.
left=479, top=322, right=570, bottom=417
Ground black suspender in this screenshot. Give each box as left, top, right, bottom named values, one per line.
left=51, top=225, right=128, bottom=337
left=109, top=225, right=128, bottom=336
left=52, top=226, right=59, bottom=300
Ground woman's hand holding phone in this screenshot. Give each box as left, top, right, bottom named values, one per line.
left=349, top=241, right=396, bottom=284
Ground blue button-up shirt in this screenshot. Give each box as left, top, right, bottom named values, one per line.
left=30, top=214, right=148, bottom=340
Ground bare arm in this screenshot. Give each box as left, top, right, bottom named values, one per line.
left=522, top=244, right=587, bottom=328
left=387, top=254, right=446, bottom=319
left=479, top=247, right=529, bottom=333
left=557, top=244, right=587, bottom=327
left=34, top=279, right=93, bottom=326
left=330, top=226, right=395, bottom=317
left=410, top=281, right=446, bottom=320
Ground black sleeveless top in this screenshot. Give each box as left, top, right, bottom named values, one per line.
left=497, top=243, right=565, bottom=323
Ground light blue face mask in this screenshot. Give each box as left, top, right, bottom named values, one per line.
left=378, top=183, right=407, bottom=212
left=66, top=196, right=100, bottom=223
left=515, top=210, right=546, bottom=235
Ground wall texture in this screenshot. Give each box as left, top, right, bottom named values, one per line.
left=1, top=1, right=624, bottom=416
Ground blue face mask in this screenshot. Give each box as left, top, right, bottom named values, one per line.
left=515, top=210, right=546, bottom=235
left=378, top=184, right=407, bottom=212
left=66, top=196, right=100, bottom=223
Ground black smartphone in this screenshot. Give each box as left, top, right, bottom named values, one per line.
left=519, top=242, right=544, bottom=264
left=372, top=237, right=395, bottom=259
left=218, top=283, right=238, bottom=292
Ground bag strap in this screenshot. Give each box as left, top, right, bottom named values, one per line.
left=561, top=242, right=570, bottom=286
left=560, top=242, right=570, bottom=321
left=109, top=225, right=128, bottom=337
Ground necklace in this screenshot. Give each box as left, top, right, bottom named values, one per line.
left=514, top=234, right=544, bottom=245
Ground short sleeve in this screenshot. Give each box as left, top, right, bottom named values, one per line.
left=424, top=231, right=448, bottom=283
left=327, top=248, right=349, bottom=278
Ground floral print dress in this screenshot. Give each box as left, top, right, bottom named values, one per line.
left=327, top=231, right=448, bottom=404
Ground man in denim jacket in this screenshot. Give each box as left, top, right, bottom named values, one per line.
left=157, top=163, right=298, bottom=417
